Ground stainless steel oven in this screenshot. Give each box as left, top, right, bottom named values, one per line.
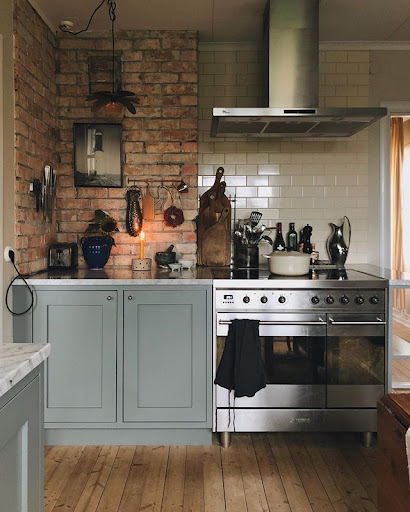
left=213, top=280, right=388, bottom=447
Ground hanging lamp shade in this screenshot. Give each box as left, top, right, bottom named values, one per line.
left=61, top=0, right=138, bottom=115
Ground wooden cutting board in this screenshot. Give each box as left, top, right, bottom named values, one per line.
left=197, top=194, right=217, bottom=265
left=199, top=167, right=224, bottom=212
left=201, top=208, right=231, bottom=266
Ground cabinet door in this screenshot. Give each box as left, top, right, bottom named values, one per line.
left=123, top=289, right=208, bottom=423
left=33, top=290, right=117, bottom=423
left=0, top=374, right=42, bottom=512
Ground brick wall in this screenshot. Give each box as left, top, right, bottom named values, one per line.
left=198, top=44, right=370, bottom=264
left=56, top=31, right=198, bottom=267
left=14, top=0, right=57, bottom=274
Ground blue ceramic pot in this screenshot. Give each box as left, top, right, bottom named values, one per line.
left=80, top=236, right=115, bottom=270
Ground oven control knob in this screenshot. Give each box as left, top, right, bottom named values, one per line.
left=260, top=296, right=268, bottom=304
left=355, top=296, right=365, bottom=305
left=369, top=296, right=380, bottom=305
left=340, top=295, right=349, bottom=305
left=311, top=296, right=320, bottom=305
left=278, top=296, right=286, bottom=304
left=325, top=296, right=335, bottom=305
left=243, top=296, right=250, bottom=304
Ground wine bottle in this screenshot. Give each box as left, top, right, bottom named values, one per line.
left=273, top=222, right=286, bottom=251
left=302, top=224, right=313, bottom=254
left=286, top=222, right=298, bottom=252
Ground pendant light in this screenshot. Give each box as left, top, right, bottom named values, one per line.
left=60, top=0, right=138, bottom=115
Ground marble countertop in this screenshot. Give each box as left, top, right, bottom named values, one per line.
left=11, top=263, right=410, bottom=286
left=0, top=344, right=50, bottom=399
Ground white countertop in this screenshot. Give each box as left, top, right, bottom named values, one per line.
left=0, top=344, right=50, bottom=399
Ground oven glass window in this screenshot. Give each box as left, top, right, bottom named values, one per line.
left=217, top=334, right=326, bottom=385
left=327, top=335, right=384, bottom=385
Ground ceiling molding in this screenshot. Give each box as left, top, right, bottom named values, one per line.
left=27, top=0, right=58, bottom=33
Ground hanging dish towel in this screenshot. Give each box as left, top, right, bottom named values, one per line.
left=214, top=319, right=266, bottom=398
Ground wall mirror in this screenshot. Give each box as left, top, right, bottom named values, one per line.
left=74, top=123, right=122, bottom=188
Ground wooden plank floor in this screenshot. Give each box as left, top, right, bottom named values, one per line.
left=44, top=433, right=377, bottom=512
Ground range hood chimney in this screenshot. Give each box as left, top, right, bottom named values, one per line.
left=211, top=0, right=386, bottom=138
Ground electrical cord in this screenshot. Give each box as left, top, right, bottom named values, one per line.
left=59, top=0, right=107, bottom=35
left=5, top=251, right=34, bottom=316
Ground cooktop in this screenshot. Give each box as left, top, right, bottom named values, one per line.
left=211, top=267, right=384, bottom=281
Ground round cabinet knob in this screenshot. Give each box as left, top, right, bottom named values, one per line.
left=340, top=295, right=349, bottom=305
left=107, top=295, right=113, bottom=301
left=260, top=296, right=268, bottom=304
left=355, top=296, right=365, bottom=305
left=278, top=296, right=286, bottom=304
left=325, top=296, right=335, bottom=305
left=243, top=296, right=250, bottom=304
left=311, top=296, right=320, bottom=305
left=370, top=296, right=379, bottom=305
left=128, top=295, right=133, bottom=300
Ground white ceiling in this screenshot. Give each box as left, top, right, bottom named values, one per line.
left=31, top=0, right=410, bottom=42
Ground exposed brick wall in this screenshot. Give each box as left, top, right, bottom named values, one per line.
left=14, top=0, right=57, bottom=274
left=56, top=31, right=198, bottom=267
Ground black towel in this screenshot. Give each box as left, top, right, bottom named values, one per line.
left=214, top=319, right=266, bottom=398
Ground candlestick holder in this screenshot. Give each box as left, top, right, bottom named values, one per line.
left=132, top=258, right=151, bottom=271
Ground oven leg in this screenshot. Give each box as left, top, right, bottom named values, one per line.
left=220, top=431, right=231, bottom=448
left=361, top=431, right=373, bottom=448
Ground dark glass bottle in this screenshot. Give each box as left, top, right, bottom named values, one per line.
left=286, top=222, right=298, bottom=252
left=302, top=224, right=313, bottom=255
left=273, top=222, right=286, bottom=251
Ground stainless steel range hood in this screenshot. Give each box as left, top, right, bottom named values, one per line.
left=211, top=0, right=387, bottom=138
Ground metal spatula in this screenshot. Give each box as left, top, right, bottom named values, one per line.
left=249, top=211, right=262, bottom=227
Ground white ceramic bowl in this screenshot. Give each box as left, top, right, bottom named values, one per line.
left=262, top=251, right=310, bottom=276
left=179, top=259, right=194, bottom=269
left=168, top=263, right=182, bottom=271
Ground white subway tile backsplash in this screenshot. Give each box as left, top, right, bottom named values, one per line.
left=235, top=186, right=258, bottom=197
left=198, top=45, right=371, bottom=263
left=246, top=197, right=269, bottom=209
left=269, top=198, right=292, bottom=209
left=247, top=153, right=269, bottom=164
left=247, top=176, right=269, bottom=186
left=268, top=175, right=292, bottom=186
left=291, top=175, right=314, bottom=186
left=225, top=153, right=247, bottom=164
left=258, top=187, right=280, bottom=197
left=224, top=176, right=247, bottom=186
left=258, top=164, right=280, bottom=175
left=281, top=187, right=303, bottom=198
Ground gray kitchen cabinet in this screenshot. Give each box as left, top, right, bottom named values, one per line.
left=0, top=368, right=43, bottom=512
left=123, top=289, right=209, bottom=423
left=32, top=290, right=117, bottom=423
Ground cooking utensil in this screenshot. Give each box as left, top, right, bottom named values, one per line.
left=155, top=245, right=176, bottom=268
left=263, top=251, right=311, bottom=275
left=249, top=211, right=262, bottom=227
left=142, top=183, right=155, bottom=220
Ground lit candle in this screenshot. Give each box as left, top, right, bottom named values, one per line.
left=139, top=231, right=145, bottom=260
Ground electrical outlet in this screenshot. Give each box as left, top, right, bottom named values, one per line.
left=4, top=246, right=14, bottom=263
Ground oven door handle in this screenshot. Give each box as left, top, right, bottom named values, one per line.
left=328, top=317, right=386, bottom=325
left=218, top=318, right=326, bottom=326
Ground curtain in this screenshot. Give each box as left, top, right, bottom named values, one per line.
left=390, top=117, right=405, bottom=310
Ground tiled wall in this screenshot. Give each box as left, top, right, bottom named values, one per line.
left=14, top=0, right=57, bottom=274
left=198, top=44, right=370, bottom=263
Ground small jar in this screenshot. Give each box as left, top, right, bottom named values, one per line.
left=234, top=244, right=259, bottom=268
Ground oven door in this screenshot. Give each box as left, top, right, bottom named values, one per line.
left=215, top=313, right=327, bottom=408
left=327, top=314, right=385, bottom=408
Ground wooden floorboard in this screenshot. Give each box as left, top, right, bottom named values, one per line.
left=45, top=433, right=377, bottom=512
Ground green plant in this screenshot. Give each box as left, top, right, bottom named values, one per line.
left=85, top=209, right=119, bottom=235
